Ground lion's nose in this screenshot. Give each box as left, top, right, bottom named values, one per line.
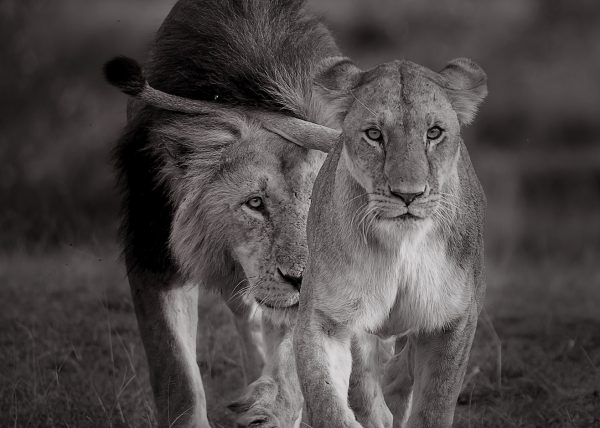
left=389, top=186, right=425, bottom=205
left=277, top=267, right=302, bottom=291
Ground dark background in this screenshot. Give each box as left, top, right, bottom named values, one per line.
left=1, top=0, right=599, bottom=426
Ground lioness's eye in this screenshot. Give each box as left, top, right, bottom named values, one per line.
left=365, top=128, right=383, bottom=142
left=245, top=197, right=264, bottom=210
left=426, top=126, right=443, bottom=140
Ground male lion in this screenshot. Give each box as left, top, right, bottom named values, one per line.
left=293, top=58, right=488, bottom=428
left=106, top=0, right=341, bottom=426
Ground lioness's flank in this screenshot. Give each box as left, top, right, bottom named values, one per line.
left=294, top=58, right=487, bottom=428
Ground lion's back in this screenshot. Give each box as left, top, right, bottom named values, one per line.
left=147, top=0, right=340, bottom=117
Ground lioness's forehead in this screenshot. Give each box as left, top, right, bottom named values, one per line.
left=356, top=60, right=445, bottom=110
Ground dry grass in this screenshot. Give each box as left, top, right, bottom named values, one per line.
left=1, top=170, right=599, bottom=427
left=2, top=1, right=599, bottom=426
left=0, top=244, right=248, bottom=427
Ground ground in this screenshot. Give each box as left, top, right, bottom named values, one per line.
left=2, top=0, right=600, bottom=426
left=1, top=172, right=599, bottom=427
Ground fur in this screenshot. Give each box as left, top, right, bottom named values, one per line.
left=103, top=56, right=145, bottom=96
left=148, top=0, right=339, bottom=121
left=111, top=1, right=341, bottom=426
left=294, top=58, right=488, bottom=428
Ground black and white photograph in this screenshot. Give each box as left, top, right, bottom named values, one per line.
left=1, top=0, right=599, bottom=427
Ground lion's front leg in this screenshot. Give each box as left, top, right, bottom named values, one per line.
left=349, top=333, right=393, bottom=428
left=404, top=306, right=478, bottom=428
left=228, top=317, right=303, bottom=427
left=128, top=268, right=209, bottom=428
left=226, top=295, right=266, bottom=385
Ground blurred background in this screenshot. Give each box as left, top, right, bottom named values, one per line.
left=1, top=0, right=598, bottom=426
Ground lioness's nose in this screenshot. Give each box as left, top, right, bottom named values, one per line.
left=389, top=186, right=425, bottom=205
left=277, top=267, right=302, bottom=291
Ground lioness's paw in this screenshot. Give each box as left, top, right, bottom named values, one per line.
left=228, top=377, right=301, bottom=428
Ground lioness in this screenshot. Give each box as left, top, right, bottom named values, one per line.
left=293, top=58, right=488, bottom=427
left=106, top=0, right=341, bottom=426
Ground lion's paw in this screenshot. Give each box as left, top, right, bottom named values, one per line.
left=228, top=376, right=301, bottom=428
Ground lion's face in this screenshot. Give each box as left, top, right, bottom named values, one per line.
left=226, top=133, right=325, bottom=311
left=320, top=59, right=486, bottom=237
left=160, top=114, right=325, bottom=312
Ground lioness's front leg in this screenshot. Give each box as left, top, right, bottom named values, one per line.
left=404, top=306, right=478, bottom=428
left=294, top=308, right=361, bottom=428
left=229, top=318, right=303, bottom=428
left=128, top=268, right=209, bottom=428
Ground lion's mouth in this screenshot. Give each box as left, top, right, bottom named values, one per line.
left=258, top=300, right=299, bottom=310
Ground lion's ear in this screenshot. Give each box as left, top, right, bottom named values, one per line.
left=439, top=58, right=487, bottom=126
left=313, top=57, right=363, bottom=124
left=315, top=57, right=362, bottom=91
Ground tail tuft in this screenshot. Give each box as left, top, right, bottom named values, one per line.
left=103, top=56, right=145, bottom=96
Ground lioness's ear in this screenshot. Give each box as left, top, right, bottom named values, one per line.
left=439, top=58, right=487, bottom=126
left=313, top=57, right=363, bottom=123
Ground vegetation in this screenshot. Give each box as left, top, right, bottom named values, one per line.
left=1, top=0, right=598, bottom=426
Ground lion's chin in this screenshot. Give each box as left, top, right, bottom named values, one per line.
left=259, top=303, right=298, bottom=326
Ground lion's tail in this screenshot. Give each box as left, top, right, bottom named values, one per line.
left=103, top=56, right=221, bottom=115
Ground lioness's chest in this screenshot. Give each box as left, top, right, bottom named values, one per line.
left=350, top=236, right=471, bottom=335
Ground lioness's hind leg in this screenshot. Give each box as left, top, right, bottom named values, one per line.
left=128, top=268, right=209, bottom=428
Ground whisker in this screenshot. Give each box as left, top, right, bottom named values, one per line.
left=359, top=205, right=379, bottom=245
left=350, top=201, right=371, bottom=231
left=226, top=277, right=252, bottom=303
left=342, top=192, right=371, bottom=207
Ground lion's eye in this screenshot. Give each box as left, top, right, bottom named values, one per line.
left=365, top=128, right=383, bottom=142
left=426, top=126, right=443, bottom=140
left=245, top=197, right=264, bottom=210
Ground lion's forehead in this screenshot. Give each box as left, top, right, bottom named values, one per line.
left=252, top=148, right=324, bottom=196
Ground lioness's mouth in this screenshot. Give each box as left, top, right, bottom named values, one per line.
left=398, top=213, right=422, bottom=220
left=379, top=212, right=423, bottom=221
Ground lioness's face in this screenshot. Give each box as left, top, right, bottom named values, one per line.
left=335, top=60, right=486, bottom=232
